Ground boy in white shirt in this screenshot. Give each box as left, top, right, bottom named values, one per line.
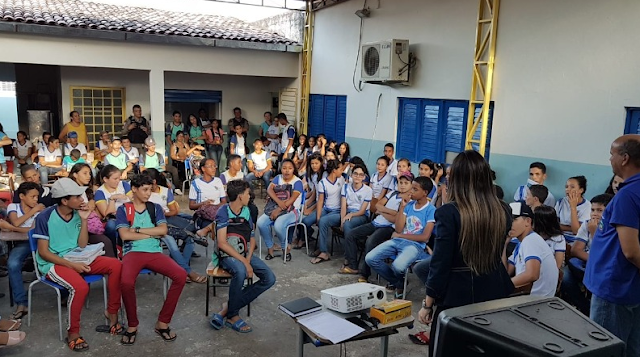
left=63, top=131, right=88, bottom=160
left=524, top=184, right=548, bottom=211
left=384, top=143, right=398, bottom=176
left=504, top=202, right=559, bottom=297
left=513, top=162, right=556, bottom=206
left=245, top=139, right=273, bottom=190
left=37, top=136, right=63, bottom=184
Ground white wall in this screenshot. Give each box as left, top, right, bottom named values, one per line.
left=311, top=0, right=640, bottom=167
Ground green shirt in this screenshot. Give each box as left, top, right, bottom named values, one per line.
left=105, top=152, right=128, bottom=170
left=115, top=204, right=167, bottom=254
left=190, top=126, right=205, bottom=145
left=34, top=207, right=82, bottom=275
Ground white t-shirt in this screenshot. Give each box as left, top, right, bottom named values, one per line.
left=555, top=197, right=591, bottom=237
left=38, top=146, right=62, bottom=163
left=12, top=140, right=32, bottom=158
left=546, top=235, right=566, bottom=254
left=231, top=134, right=246, bottom=157
left=341, top=183, right=373, bottom=214
left=384, top=176, right=398, bottom=193
left=149, top=186, right=175, bottom=213
left=318, top=176, right=345, bottom=211
left=248, top=150, right=270, bottom=171
left=189, top=177, right=226, bottom=205
left=7, top=203, right=38, bottom=228
left=575, top=220, right=593, bottom=252
left=514, top=184, right=556, bottom=207
left=220, top=170, right=244, bottom=186
left=305, top=171, right=327, bottom=202
left=387, top=159, right=398, bottom=176
left=94, top=181, right=132, bottom=211
left=122, top=147, right=140, bottom=162
left=508, top=232, right=559, bottom=297
left=370, top=171, right=393, bottom=199
left=372, top=190, right=403, bottom=228
left=267, top=124, right=281, bottom=153
left=64, top=143, right=88, bottom=157
left=281, top=125, right=296, bottom=154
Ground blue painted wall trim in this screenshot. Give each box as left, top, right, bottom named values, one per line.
left=347, top=136, right=613, bottom=202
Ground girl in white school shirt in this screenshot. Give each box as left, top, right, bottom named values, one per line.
left=555, top=175, right=591, bottom=239
left=293, top=154, right=326, bottom=249
left=369, top=156, right=392, bottom=213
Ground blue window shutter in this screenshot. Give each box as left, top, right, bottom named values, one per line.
left=324, top=96, right=337, bottom=142
left=308, top=94, right=324, bottom=137
left=625, top=108, right=640, bottom=134
left=336, top=96, right=347, bottom=143
left=444, top=101, right=467, bottom=153
left=164, top=89, right=222, bottom=103
left=396, top=99, right=420, bottom=162
left=471, top=103, right=494, bottom=160
left=418, top=100, right=443, bottom=162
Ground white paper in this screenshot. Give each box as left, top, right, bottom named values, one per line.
left=298, top=312, right=364, bottom=344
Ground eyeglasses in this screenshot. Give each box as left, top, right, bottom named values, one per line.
left=351, top=172, right=365, bottom=178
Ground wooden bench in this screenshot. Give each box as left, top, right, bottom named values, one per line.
left=204, top=262, right=252, bottom=317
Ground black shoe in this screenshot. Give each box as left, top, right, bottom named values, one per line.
left=186, top=231, right=209, bottom=247
left=191, top=252, right=201, bottom=258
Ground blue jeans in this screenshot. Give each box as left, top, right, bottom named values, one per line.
left=166, top=214, right=196, bottom=239
left=591, top=294, right=640, bottom=357
left=413, top=257, right=432, bottom=286
left=8, top=242, right=31, bottom=306
left=365, top=239, right=429, bottom=288
left=38, top=166, right=62, bottom=184
left=342, top=215, right=368, bottom=237
left=245, top=170, right=273, bottom=190
left=105, top=218, right=118, bottom=253
left=220, top=255, right=276, bottom=319
left=317, top=210, right=341, bottom=253
left=207, top=145, right=223, bottom=168
left=561, top=258, right=589, bottom=314
left=161, top=235, right=193, bottom=274
left=257, top=211, right=298, bottom=250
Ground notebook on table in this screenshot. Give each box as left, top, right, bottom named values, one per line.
left=279, top=297, right=322, bottom=318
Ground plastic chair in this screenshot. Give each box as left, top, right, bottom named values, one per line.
left=259, top=194, right=308, bottom=261
left=26, top=230, right=108, bottom=341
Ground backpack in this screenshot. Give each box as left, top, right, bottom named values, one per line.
left=263, top=182, right=295, bottom=217
left=116, top=201, right=157, bottom=258
left=217, top=206, right=252, bottom=260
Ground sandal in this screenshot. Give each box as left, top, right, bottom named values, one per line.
left=0, top=331, right=26, bottom=348
left=0, top=319, right=21, bottom=332
left=408, top=331, right=430, bottom=345
left=265, top=254, right=275, bottom=261
left=9, top=310, right=27, bottom=321
left=225, top=318, right=252, bottom=333
left=187, top=273, right=207, bottom=284
left=310, top=256, right=330, bottom=264
left=155, top=327, right=177, bottom=342
left=97, top=312, right=125, bottom=335
left=339, top=266, right=359, bottom=275
left=285, top=253, right=292, bottom=262
left=209, top=313, right=224, bottom=330
left=120, top=330, right=137, bottom=346
left=357, top=276, right=368, bottom=283
left=66, top=336, right=89, bottom=352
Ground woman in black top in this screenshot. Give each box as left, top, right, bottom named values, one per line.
left=419, top=150, right=513, bottom=355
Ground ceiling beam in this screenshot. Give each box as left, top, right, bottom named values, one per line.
left=312, top=0, right=352, bottom=11
left=203, top=0, right=306, bottom=11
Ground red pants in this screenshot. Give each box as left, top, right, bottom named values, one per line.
left=46, top=256, right=122, bottom=335
left=121, top=252, right=187, bottom=328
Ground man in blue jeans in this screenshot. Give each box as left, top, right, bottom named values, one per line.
left=208, top=180, right=275, bottom=333
left=584, top=134, right=640, bottom=356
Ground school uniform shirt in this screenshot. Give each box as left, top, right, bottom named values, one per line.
left=272, top=174, right=304, bottom=210
left=372, top=190, right=403, bottom=228
left=281, top=125, right=296, bottom=154
left=33, top=206, right=82, bottom=275
left=149, top=186, right=176, bottom=213
left=122, top=147, right=140, bottom=162
left=248, top=150, right=270, bottom=171
left=0, top=132, right=8, bottom=164
left=398, top=201, right=436, bottom=250
left=306, top=171, right=327, bottom=202
left=165, top=123, right=184, bottom=142
left=296, top=147, right=308, bottom=162
left=12, top=186, right=53, bottom=207
left=546, top=235, right=566, bottom=254
left=96, top=140, right=110, bottom=152
left=584, top=173, right=640, bottom=305
left=37, top=140, right=47, bottom=152
left=189, top=177, right=226, bottom=205
left=508, top=232, right=559, bottom=297
left=64, top=143, right=88, bottom=157
left=115, top=203, right=167, bottom=255
left=574, top=221, right=593, bottom=252
left=95, top=181, right=132, bottom=211
left=555, top=197, right=591, bottom=238
left=38, top=146, right=62, bottom=163
left=62, top=157, right=86, bottom=171
left=387, top=158, right=398, bottom=177
left=260, top=122, right=270, bottom=136
left=140, top=152, right=165, bottom=170
left=267, top=124, right=281, bottom=153
left=384, top=176, right=398, bottom=193
left=215, top=204, right=254, bottom=236
left=318, top=176, right=345, bottom=211
left=7, top=203, right=39, bottom=228
left=370, top=171, right=393, bottom=199
left=229, top=134, right=246, bottom=158
left=220, top=170, right=244, bottom=185
left=190, top=126, right=205, bottom=145
left=12, top=139, right=32, bottom=158
left=341, top=183, right=373, bottom=215
left=514, top=184, right=556, bottom=206
left=105, top=152, right=128, bottom=171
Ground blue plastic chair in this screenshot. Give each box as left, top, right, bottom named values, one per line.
left=26, top=230, right=108, bottom=341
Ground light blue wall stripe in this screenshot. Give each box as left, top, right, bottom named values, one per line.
left=347, top=136, right=613, bottom=202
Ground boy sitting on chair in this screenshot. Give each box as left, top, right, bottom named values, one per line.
left=34, top=178, right=123, bottom=352
left=208, top=180, right=276, bottom=333
left=116, top=174, right=187, bottom=345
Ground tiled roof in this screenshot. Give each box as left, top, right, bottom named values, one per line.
left=0, top=0, right=298, bottom=45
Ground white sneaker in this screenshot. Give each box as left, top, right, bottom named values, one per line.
left=175, top=189, right=183, bottom=195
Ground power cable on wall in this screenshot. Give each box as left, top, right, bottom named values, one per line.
left=352, top=0, right=367, bottom=92
left=366, top=92, right=383, bottom=164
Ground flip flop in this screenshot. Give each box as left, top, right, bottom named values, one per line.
left=187, top=274, right=207, bottom=284
left=408, top=331, right=430, bottom=345
left=0, top=331, right=25, bottom=348
left=209, top=313, right=224, bottom=330
left=225, top=318, right=252, bottom=333
left=66, top=336, right=89, bottom=352
left=310, top=256, right=330, bottom=264
left=155, top=327, right=177, bottom=342
left=9, top=310, right=27, bottom=321
left=0, top=319, right=21, bottom=332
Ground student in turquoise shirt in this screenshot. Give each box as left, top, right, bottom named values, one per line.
left=62, top=149, right=86, bottom=171
left=188, top=114, right=206, bottom=146
left=116, top=173, right=186, bottom=345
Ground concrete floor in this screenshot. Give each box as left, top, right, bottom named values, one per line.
left=1, top=194, right=429, bottom=357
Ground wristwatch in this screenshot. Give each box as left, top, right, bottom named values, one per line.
left=135, top=227, right=140, bottom=233
left=422, top=299, right=432, bottom=309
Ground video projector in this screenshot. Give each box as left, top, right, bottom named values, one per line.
left=321, top=283, right=386, bottom=313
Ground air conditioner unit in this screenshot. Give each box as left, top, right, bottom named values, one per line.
left=361, top=39, right=410, bottom=83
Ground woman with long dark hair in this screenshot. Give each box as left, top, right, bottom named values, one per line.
left=419, top=150, right=513, bottom=354
left=187, top=114, right=206, bottom=146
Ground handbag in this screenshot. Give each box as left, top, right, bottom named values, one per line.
left=263, top=183, right=293, bottom=217
left=87, top=211, right=105, bottom=235
left=195, top=204, right=221, bottom=222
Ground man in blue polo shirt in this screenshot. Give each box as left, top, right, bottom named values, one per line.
left=584, top=134, right=640, bottom=356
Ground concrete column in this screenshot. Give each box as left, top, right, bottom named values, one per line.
left=148, top=69, right=165, bottom=155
